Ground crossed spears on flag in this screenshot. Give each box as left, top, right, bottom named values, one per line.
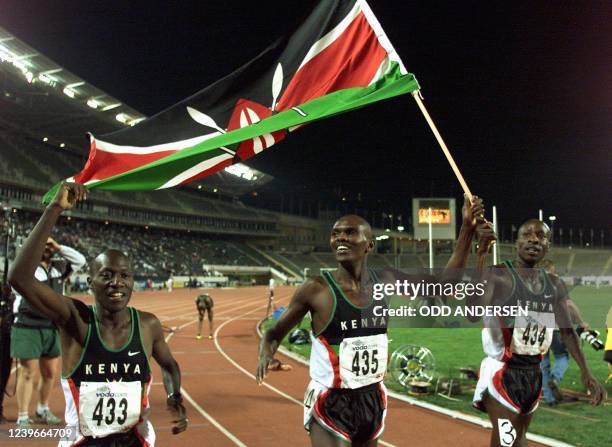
left=186, top=62, right=307, bottom=162
left=43, top=0, right=492, bottom=242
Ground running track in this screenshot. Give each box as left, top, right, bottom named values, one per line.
left=0, top=287, right=548, bottom=446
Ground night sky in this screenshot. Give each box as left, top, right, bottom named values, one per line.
left=1, top=1, right=610, bottom=233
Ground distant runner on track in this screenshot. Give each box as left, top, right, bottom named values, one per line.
left=195, top=293, right=214, bottom=340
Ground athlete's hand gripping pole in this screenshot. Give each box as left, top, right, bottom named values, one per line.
left=412, top=91, right=496, bottom=247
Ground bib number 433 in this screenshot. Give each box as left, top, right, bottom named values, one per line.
left=79, top=381, right=142, bottom=437
left=92, top=397, right=128, bottom=426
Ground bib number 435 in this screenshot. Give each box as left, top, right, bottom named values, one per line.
left=351, top=349, right=379, bottom=376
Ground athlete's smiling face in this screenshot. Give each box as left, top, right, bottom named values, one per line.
left=330, top=215, right=374, bottom=262
left=516, top=219, right=550, bottom=266
left=89, top=250, right=134, bottom=312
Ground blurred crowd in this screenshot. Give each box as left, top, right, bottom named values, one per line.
left=1, top=211, right=254, bottom=279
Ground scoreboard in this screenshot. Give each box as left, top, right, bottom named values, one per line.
left=412, top=198, right=456, bottom=240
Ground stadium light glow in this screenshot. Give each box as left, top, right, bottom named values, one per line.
left=376, top=235, right=390, bottom=241
left=63, top=87, right=76, bottom=98
left=42, top=137, right=48, bottom=142
left=115, top=113, right=130, bottom=124
left=38, top=73, right=55, bottom=85
left=59, top=143, right=66, bottom=148
left=87, top=99, right=100, bottom=109
left=549, top=216, right=557, bottom=222
left=0, top=45, right=35, bottom=82
left=102, top=103, right=121, bottom=111
left=224, top=163, right=256, bottom=181
left=128, top=117, right=145, bottom=127
left=0, top=44, right=12, bottom=61
left=397, top=225, right=405, bottom=231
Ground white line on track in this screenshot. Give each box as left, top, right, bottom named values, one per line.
left=213, top=296, right=397, bottom=447
left=213, top=298, right=303, bottom=406
left=162, top=291, right=283, bottom=446
left=181, top=389, right=247, bottom=447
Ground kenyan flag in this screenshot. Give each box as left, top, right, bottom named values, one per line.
left=43, top=0, right=419, bottom=202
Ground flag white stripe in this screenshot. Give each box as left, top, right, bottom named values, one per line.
left=156, top=153, right=233, bottom=189
left=93, top=131, right=222, bottom=155
left=367, top=56, right=390, bottom=86
left=358, top=0, right=407, bottom=75
left=297, top=1, right=362, bottom=70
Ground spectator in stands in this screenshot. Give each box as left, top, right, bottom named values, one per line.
left=11, top=237, right=85, bottom=427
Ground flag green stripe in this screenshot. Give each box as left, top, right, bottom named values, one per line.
left=43, top=64, right=418, bottom=203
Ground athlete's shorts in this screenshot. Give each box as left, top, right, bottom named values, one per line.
left=60, top=421, right=155, bottom=447
left=72, top=431, right=143, bottom=446
left=304, top=380, right=387, bottom=443
left=473, top=356, right=542, bottom=414
left=10, top=326, right=60, bottom=359
left=197, top=298, right=213, bottom=312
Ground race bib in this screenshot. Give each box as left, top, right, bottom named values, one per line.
left=510, top=312, right=554, bottom=355
left=78, top=381, right=142, bottom=438
left=339, top=334, right=387, bottom=389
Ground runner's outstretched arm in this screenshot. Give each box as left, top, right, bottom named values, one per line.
left=256, top=279, right=320, bottom=384
left=553, top=278, right=607, bottom=406
left=464, top=224, right=498, bottom=322
left=150, top=315, right=188, bottom=434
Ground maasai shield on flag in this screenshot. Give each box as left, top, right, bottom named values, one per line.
left=44, top=0, right=419, bottom=202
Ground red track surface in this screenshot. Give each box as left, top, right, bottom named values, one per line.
left=0, top=287, right=547, bottom=446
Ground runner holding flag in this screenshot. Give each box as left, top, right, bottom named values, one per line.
left=10, top=183, right=188, bottom=446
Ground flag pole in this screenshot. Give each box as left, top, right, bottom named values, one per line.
left=492, top=205, right=498, bottom=264
left=411, top=91, right=473, bottom=202
left=428, top=207, right=434, bottom=271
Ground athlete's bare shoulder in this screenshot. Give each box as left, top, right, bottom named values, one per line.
left=136, top=310, right=162, bottom=333
left=544, top=271, right=569, bottom=301
left=488, top=263, right=512, bottom=278
left=484, top=263, right=513, bottom=298
left=298, top=276, right=327, bottom=291
left=292, top=276, right=329, bottom=308
left=67, top=297, right=91, bottom=321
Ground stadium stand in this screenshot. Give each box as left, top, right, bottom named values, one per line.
left=570, top=251, right=611, bottom=277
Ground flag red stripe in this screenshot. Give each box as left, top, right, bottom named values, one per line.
left=175, top=156, right=234, bottom=186
left=276, top=12, right=387, bottom=111
left=74, top=140, right=177, bottom=184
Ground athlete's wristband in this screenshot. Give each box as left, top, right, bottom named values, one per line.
left=167, top=393, right=184, bottom=405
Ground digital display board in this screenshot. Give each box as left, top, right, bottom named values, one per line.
left=418, top=207, right=451, bottom=224
left=412, top=198, right=456, bottom=240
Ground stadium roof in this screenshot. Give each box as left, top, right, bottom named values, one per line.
left=0, top=26, right=273, bottom=197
